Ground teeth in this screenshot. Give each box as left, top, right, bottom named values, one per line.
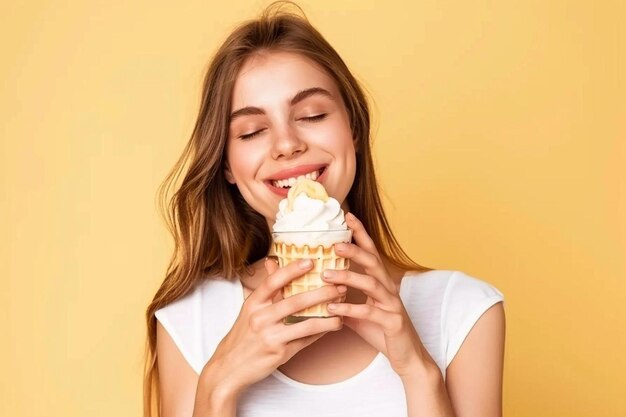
left=272, top=169, right=322, bottom=188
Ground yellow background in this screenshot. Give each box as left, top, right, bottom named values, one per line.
left=1, top=1, right=624, bottom=416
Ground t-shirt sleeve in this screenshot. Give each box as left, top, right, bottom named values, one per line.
left=154, top=289, right=206, bottom=375
left=153, top=279, right=243, bottom=375
left=441, top=271, right=504, bottom=369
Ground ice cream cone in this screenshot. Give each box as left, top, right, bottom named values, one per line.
left=271, top=178, right=351, bottom=323
left=272, top=233, right=351, bottom=323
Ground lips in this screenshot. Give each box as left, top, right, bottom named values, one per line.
left=267, top=163, right=328, bottom=182
left=264, top=165, right=328, bottom=197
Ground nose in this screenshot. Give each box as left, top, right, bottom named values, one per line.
left=270, top=124, right=307, bottom=160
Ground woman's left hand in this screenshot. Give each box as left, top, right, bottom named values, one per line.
left=323, top=213, right=435, bottom=379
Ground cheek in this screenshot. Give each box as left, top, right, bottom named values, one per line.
left=227, top=143, right=263, bottom=180
left=314, top=120, right=357, bottom=200
left=305, top=115, right=354, bottom=160
left=226, top=143, right=276, bottom=217
left=311, top=118, right=354, bottom=151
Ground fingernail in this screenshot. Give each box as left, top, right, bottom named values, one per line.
left=323, top=270, right=335, bottom=279
left=327, top=303, right=337, bottom=310
left=335, top=243, right=346, bottom=252
left=336, top=285, right=347, bottom=293
left=299, top=259, right=313, bottom=269
left=346, top=213, right=355, bottom=222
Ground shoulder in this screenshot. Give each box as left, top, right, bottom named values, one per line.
left=436, top=271, right=504, bottom=371
left=400, top=269, right=504, bottom=307
left=442, top=272, right=505, bottom=413
left=155, top=277, right=240, bottom=318
left=400, top=270, right=505, bottom=374
left=439, top=270, right=504, bottom=337
left=154, top=277, right=243, bottom=374
left=399, top=269, right=504, bottom=326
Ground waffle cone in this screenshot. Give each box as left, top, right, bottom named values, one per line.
left=273, top=242, right=349, bottom=317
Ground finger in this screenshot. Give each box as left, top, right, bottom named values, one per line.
left=286, top=316, right=343, bottom=340
left=282, top=316, right=343, bottom=345
left=327, top=302, right=402, bottom=334
left=265, top=256, right=279, bottom=275
left=263, top=258, right=283, bottom=304
left=251, top=258, right=314, bottom=302
left=267, top=284, right=347, bottom=319
left=285, top=329, right=336, bottom=358
left=322, top=269, right=397, bottom=306
left=331, top=244, right=395, bottom=293
left=285, top=333, right=326, bottom=358
left=342, top=316, right=386, bottom=353
left=345, top=213, right=381, bottom=259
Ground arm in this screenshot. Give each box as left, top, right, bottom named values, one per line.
left=155, top=311, right=285, bottom=417
left=156, top=320, right=238, bottom=416
left=444, top=302, right=506, bottom=417
left=156, top=320, right=200, bottom=417
left=401, top=302, right=505, bottom=417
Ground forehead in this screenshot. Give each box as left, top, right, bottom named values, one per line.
left=231, top=51, right=339, bottom=109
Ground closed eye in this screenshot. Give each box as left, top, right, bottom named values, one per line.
left=300, top=114, right=327, bottom=122
left=239, top=129, right=265, bottom=140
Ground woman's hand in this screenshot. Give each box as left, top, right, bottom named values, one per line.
left=200, top=258, right=345, bottom=399
left=321, top=213, right=436, bottom=379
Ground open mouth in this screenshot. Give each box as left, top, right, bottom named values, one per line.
left=270, top=167, right=326, bottom=189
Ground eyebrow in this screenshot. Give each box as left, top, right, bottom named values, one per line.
left=229, top=87, right=334, bottom=122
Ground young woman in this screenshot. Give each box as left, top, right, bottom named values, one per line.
left=144, top=6, right=505, bottom=417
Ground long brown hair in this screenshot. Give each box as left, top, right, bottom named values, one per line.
left=143, top=3, right=430, bottom=416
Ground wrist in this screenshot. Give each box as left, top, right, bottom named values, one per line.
left=399, top=358, right=443, bottom=388
left=194, top=373, right=239, bottom=416
left=400, top=360, right=456, bottom=417
left=198, top=358, right=242, bottom=404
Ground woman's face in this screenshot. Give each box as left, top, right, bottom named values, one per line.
left=225, top=51, right=356, bottom=223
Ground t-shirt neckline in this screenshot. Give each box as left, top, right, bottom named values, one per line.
left=270, top=351, right=386, bottom=391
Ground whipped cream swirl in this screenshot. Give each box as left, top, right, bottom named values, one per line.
left=273, top=193, right=347, bottom=232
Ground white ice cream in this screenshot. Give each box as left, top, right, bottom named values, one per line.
left=272, top=183, right=350, bottom=248
left=274, top=193, right=347, bottom=231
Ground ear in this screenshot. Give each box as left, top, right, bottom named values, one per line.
left=224, top=163, right=236, bottom=184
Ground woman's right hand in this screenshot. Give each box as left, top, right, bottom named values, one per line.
left=199, top=257, right=345, bottom=400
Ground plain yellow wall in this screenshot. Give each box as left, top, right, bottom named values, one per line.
left=1, top=1, right=624, bottom=416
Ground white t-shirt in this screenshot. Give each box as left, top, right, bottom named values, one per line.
left=155, top=269, right=504, bottom=417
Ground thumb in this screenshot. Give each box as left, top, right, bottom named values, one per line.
left=264, top=257, right=283, bottom=303
left=343, top=317, right=386, bottom=353
left=264, top=256, right=279, bottom=275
